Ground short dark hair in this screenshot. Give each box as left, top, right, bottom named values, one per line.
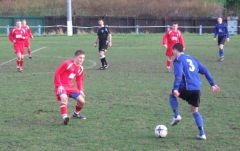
left=172, top=43, right=183, bottom=52
left=98, top=18, right=104, bottom=22
left=74, top=49, right=85, bottom=56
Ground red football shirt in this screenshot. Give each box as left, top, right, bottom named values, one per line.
left=22, top=25, right=33, bottom=39
left=8, top=28, right=26, bottom=44
left=162, top=30, right=185, bottom=50
left=54, top=60, right=84, bottom=92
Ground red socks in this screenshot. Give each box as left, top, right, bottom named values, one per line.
left=74, top=101, right=83, bottom=115
left=28, top=49, right=32, bottom=56
left=60, top=102, right=68, bottom=118
left=17, top=58, right=23, bottom=68
left=20, top=59, right=23, bottom=67
left=17, top=59, right=21, bottom=68
left=60, top=101, right=84, bottom=118
left=166, top=60, right=171, bottom=67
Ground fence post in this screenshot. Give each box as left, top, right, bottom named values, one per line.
left=167, top=25, right=170, bottom=31
left=135, top=25, right=140, bottom=34
left=6, top=25, right=10, bottom=36
left=38, top=25, right=41, bottom=36
left=199, top=25, right=202, bottom=35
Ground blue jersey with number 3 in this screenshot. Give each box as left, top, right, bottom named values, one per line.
left=173, top=54, right=215, bottom=90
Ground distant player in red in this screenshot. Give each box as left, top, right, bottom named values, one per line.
left=54, top=50, right=86, bottom=125
left=162, top=23, right=185, bottom=72
left=22, top=19, right=33, bottom=59
left=8, top=20, right=26, bottom=72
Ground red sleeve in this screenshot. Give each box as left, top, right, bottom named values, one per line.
left=162, top=32, right=168, bottom=45
left=28, top=27, right=33, bottom=39
left=76, top=70, right=84, bottom=91
left=8, top=29, right=14, bottom=42
left=54, top=61, right=68, bottom=87
left=179, top=31, right=185, bottom=48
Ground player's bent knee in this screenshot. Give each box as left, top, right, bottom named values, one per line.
left=191, top=106, right=198, bottom=113
left=167, top=57, right=172, bottom=61
left=219, top=44, right=224, bottom=49
left=99, top=51, right=105, bottom=56
left=76, top=95, right=85, bottom=104
left=60, top=94, right=68, bottom=102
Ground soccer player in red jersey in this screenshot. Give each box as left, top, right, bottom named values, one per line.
left=162, top=23, right=185, bottom=72
left=22, top=19, right=33, bottom=59
left=8, top=20, right=26, bottom=72
left=54, top=50, right=86, bottom=125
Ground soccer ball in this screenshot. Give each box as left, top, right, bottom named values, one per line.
left=154, top=125, right=168, bottom=138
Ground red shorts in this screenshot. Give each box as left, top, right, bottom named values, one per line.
left=54, top=85, right=80, bottom=101
left=24, top=40, right=30, bottom=47
left=14, top=43, right=25, bottom=54
left=166, top=48, right=173, bottom=57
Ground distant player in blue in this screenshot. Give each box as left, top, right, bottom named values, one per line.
left=169, top=43, right=220, bottom=140
left=214, top=17, right=229, bottom=61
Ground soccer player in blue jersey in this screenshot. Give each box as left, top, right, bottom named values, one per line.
left=214, top=17, right=229, bottom=61
left=169, top=43, right=220, bottom=140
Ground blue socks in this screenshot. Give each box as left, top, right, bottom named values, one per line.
left=219, top=48, right=224, bottom=58
left=193, top=112, right=205, bottom=135
left=169, top=95, right=180, bottom=118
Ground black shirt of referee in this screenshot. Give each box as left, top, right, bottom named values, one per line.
left=97, top=26, right=111, bottom=51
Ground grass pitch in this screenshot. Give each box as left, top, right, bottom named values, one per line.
left=0, top=34, right=239, bottom=151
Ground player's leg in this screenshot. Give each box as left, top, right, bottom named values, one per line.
left=218, top=37, right=225, bottom=61
left=166, top=56, right=172, bottom=72
left=28, top=46, right=32, bottom=58
left=15, top=52, right=21, bottom=71
left=191, top=106, right=206, bottom=140
left=99, top=50, right=108, bottom=70
left=19, top=44, right=25, bottom=71
left=58, top=94, right=70, bottom=125
left=14, top=44, right=22, bottom=71
left=26, top=41, right=32, bottom=58
left=169, top=94, right=182, bottom=126
left=189, top=91, right=206, bottom=140
left=70, top=93, right=87, bottom=119
left=169, top=94, right=180, bottom=118
left=166, top=49, right=173, bottom=72
left=218, top=44, right=224, bottom=61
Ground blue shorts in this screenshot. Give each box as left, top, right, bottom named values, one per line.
left=69, top=93, right=81, bottom=100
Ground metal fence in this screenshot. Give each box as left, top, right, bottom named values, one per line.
left=0, top=16, right=239, bottom=35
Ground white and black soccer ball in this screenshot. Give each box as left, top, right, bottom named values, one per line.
left=154, top=125, right=168, bottom=138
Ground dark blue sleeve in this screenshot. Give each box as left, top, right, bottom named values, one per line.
left=225, top=24, right=229, bottom=38
left=214, top=25, right=218, bottom=38
left=197, top=60, right=215, bottom=86
left=173, top=60, right=183, bottom=90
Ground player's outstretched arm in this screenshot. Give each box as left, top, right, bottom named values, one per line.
left=162, top=32, right=168, bottom=49
left=172, top=60, right=183, bottom=91
left=76, top=72, right=85, bottom=97
left=108, top=34, right=112, bottom=47
left=214, top=25, right=218, bottom=39
left=94, top=37, right=99, bottom=47
left=197, top=60, right=217, bottom=88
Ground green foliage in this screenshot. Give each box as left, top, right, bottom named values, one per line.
left=0, top=34, right=240, bottom=151
left=0, top=0, right=225, bottom=17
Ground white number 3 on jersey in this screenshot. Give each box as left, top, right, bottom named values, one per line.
left=186, top=59, right=195, bottom=72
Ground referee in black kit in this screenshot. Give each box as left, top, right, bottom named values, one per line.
left=94, top=19, right=112, bottom=70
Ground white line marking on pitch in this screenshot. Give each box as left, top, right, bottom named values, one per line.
left=85, top=59, right=97, bottom=69
left=0, top=47, right=47, bottom=67
left=0, top=59, right=97, bottom=77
